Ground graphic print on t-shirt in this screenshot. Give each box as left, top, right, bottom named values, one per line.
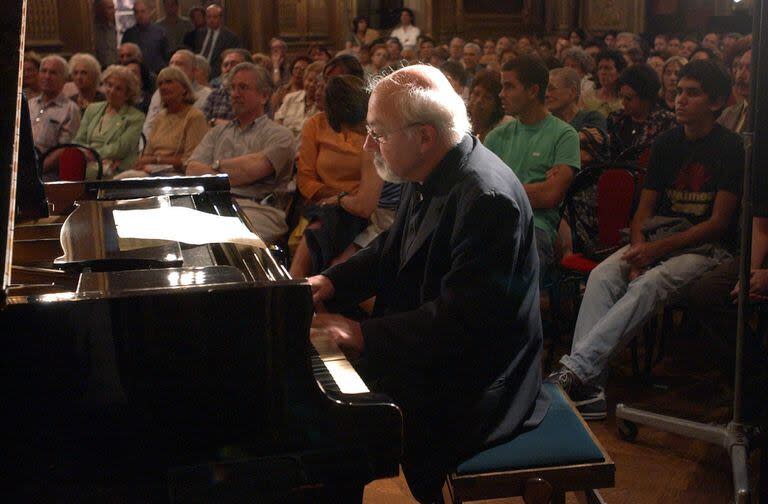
left=666, top=160, right=715, bottom=217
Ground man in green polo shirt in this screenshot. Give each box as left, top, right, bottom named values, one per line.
left=485, top=56, right=580, bottom=275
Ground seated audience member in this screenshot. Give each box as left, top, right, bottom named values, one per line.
left=202, top=50, right=252, bottom=126
left=125, top=59, right=155, bottom=113
left=483, top=39, right=497, bottom=56
left=495, top=36, right=513, bottom=56
left=73, top=65, right=144, bottom=177
left=719, top=40, right=750, bottom=133
left=193, top=54, right=211, bottom=86
left=603, top=30, right=618, bottom=48
left=546, top=67, right=609, bottom=258
left=386, top=37, right=403, bottom=65
left=679, top=37, right=699, bottom=59
left=624, top=47, right=645, bottom=67
left=23, top=51, right=42, bottom=100
left=308, top=43, right=333, bottom=63
left=119, top=42, right=143, bottom=66
left=275, top=60, right=323, bottom=139
left=130, top=67, right=209, bottom=176
left=68, top=53, right=106, bottom=114
left=561, top=47, right=596, bottom=97
left=143, top=49, right=212, bottom=137
left=418, top=36, right=436, bottom=62
left=290, top=75, right=384, bottom=278
left=581, top=49, right=626, bottom=116
left=659, top=55, right=687, bottom=112
left=209, top=48, right=251, bottom=88
left=186, top=63, right=294, bottom=244
left=582, top=38, right=604, bottom=60
left=462, top=42, right=484, bottom=86
left=479, top=52, right=501, bottom=72
left=549, top=61, right=743, bottom=420
left=485, top=57, right=580, bottom=273
left=440, top=60, right=468, bottom=102
left=467, top=70, right=506, bottom=142
left=269, top=38, right=291, bottom=87
left=430, top=46, right=449, bottom=67
left=448, top=36, right=464, bottom=63
left=722, top=32, right=742, bottom=54
left=121, top=0, right=169, bottom=74
left=570, top=28, right=587, bottom=48
left=308, top=65, right=547, bottom=503
left=28, top=55, right=82, bottom=175
left=156, top=0, right=193, bottom=53
left=389, top=8, right=420, bottom=48
left=615, top=32, right=642, bottom=53
left=653, top=34, right=668, bottom=53
left=197, top=3, right=242, bottom=80
left=690, top=46, right=719, bottom=62
left=346, top=15, right=379, bottom=52
left=607, top=63, right=676, bottom=168
left=271, top=56, right=311, bottom=114
left=366, top=43, right=390, bottom=76
left=646, top=51, right=666, bottom=80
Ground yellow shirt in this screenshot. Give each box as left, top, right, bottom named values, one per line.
left=146, top=105, right=209, bottom=164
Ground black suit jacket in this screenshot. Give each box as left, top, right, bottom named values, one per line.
left=197, top=27, right=241, bottom=79
left=324, top=136, right=549, bottom=477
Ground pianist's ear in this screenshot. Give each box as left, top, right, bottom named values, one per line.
left=416, top=123, right=438, bottom=153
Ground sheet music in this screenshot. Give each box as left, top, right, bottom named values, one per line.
left=112, top=206, right=267, bottom=249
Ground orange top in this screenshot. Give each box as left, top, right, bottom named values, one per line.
left=297, top=112, right=366, bottom=201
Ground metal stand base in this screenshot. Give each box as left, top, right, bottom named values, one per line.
left=616, top=404, right=758, bottom=503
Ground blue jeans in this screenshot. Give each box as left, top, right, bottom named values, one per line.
left=560, top=244, right=726, bottom=386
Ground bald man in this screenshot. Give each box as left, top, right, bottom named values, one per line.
left=121, top=0, right=170, bottom=74
left=309, top=65, right=548, bottom=502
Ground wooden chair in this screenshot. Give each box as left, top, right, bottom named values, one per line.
left=444, top=383, right=614, bottom=504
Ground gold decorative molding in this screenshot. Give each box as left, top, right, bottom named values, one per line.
left=26, top=0, right=62, bottom=48
left=581, top=0, right=645, bottom=33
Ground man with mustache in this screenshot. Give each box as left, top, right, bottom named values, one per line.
left=308, top=64, right=548, bottom=502
left=719, top=39, right=751, bottom=134
left=186, top=63, right=294, bottom=243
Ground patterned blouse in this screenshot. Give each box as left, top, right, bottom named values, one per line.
left=606, top=106, right=676, bottom=168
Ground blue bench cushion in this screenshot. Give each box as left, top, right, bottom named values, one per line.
left=456, top=383, right=604, bottom=475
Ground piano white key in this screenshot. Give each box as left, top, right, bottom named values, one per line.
left=323, top=359, right=370, bottom=394
left=310, top=333, right=346, bottom=361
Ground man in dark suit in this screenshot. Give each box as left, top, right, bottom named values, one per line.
left=196, top=3, right=241, bottom=80
left=309, top=65, right=549, bottom=503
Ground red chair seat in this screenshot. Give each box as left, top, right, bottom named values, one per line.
left=58, top=147, right=87, bottom=181
left=560, top=253, right=598, bottom=273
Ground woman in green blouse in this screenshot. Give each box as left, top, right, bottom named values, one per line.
left=73, top=64, right=145, bottom=178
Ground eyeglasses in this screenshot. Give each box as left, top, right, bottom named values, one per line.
left=365, top=123, right=420, bottom=145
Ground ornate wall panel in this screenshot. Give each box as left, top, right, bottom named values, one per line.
left=26, top=0, right=63, bottom=49
left=580, top=0, right=645, bottom=34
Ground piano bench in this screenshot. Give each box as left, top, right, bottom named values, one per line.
left=444, top=383, right=614, bottom=504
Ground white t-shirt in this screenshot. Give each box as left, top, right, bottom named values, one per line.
left=390, top=25, right=421, bottom=48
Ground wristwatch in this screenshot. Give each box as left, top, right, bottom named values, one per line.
left=212, top=159, right=221, bottom=172
left=337, top=191, right=349, bottom=205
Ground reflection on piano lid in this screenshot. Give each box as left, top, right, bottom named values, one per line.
left=75, top=266, right=247, bottom=296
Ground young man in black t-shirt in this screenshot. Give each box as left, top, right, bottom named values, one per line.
left=550, top=60, right=743, bottom=420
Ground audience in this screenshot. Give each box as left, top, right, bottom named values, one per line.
left=68, top=53, right=106, bottom=114
left=271, top=56, right=310, bottom=114
left=390, top=8, right=420, bottom=48
left=119, top=42, right=143, bottom=66
left=485, top=57, right=580, bottom=274
left=270, top=38, right=291, bottom=87
left=23, top=52, right=42, bottom=100
left=28, top=55, right=82, bottom=174
left=275, top=60, right=323, bottom=139
left=448, top=37, right=464, bottom=63
left=156, top=0, right=193, bottom=53
left=186, top=63, right=294, bottom=243
left=549, top=60, right=742, bottom=421
left=646, top=51, right=666, bottom=80
left=290, top=74, right=384, bottom=278
left=202, top=49, right=252, bottom=127
left=121, top=0, right=169, bottom=74
left=193, top=54, right=211, bottom=87
left=73, top=65, right=144, bottom=177
left=607, top=63, right=676, bottom=168
left=653, top=34, right=668, bottom=53
left=718, top=42, right=750, bottom=133
left=366, top=43, right=390, bottom=76
left=182, top=6, right=207, bottom=51
left=125, top=59, right=155, bottom=114
left=582, top=49, right=626, bottom=116
left=440, top=60, right=468, bottom=102
left=467, top=70, right=506, bottom=143
left=462, top=42, right=483, bottom=87
left=561, top=47, right=596, bottom=97
left=93, top=0, right=117, bottom=68
left=346, top=15, right=379, bottom=52
left=659, top=55, right=688, bottom=112
left=386, top=37, right=403, bottom=65
left=196, top=3, right=241, bottom=80
left=131, top=66, right=208, bottom=176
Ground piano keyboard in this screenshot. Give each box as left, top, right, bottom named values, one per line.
left=310, top=334, right=370, bottom=395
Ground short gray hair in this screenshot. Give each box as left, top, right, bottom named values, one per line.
left=41, top=54, right=70, bottom=80
left=69, top=53, right=102, bottom=86
left=464, top=42, right=481, bottom=54
left=229, top=62, right=273, bottom=96
left=369, top=64, right=470, bottom=146
left=194, top=54, right=210, bottom=77
left=550, top=67, right=582, bottom=100
left=101, top=64, right=142, bottom=105
left=120, top=42, right=143, bottom=62
left=157, top=66, right=196, bottom=105
left=561, top=47, right=593, bottom=74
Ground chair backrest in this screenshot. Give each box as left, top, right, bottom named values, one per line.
left=596, top=168, right=639, bottom=247
left=58, top=147, right=87, bottom=181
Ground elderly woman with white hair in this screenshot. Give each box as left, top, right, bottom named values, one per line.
left=561, top=47, right=596, bottom=98
left=73, top=64, right=145, bottom=177
left=68, top=53, right=106, bottom=114
left=132, top=66, right=209, bottom=175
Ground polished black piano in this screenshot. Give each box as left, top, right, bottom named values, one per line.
left=2, top=3, right=401, bottom=501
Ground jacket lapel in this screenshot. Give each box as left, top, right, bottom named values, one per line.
left=102, top=106, right=128, bottom=144
left=399, top=192, right=447, bottom=272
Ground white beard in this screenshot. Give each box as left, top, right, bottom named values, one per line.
left=373, top=153, right=407, bottom=184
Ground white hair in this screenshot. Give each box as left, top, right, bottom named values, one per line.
left=550, top=67, right=581, bottom=100
left=41, top=54, right=70, bottom=80
left=69, top=53, right=102, bottom=84
left=369, top=64, right=471, bottom=147
left=464, top=42, right=481, bottom=54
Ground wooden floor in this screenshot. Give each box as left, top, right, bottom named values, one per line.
left=363, top=320, right=764, bottom=503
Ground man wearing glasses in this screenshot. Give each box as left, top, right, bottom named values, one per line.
left=308, top=65, right=548, bottom=502
left=186, top=63, right=294, bottom=243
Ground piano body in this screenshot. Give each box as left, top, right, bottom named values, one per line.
left=1, top=2, right=401, bottom=500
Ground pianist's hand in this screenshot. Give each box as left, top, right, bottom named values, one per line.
left=311, top=313, right=364, bottom=357
left=308, top=274, right=335, bottom=305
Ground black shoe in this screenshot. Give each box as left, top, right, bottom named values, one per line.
left=572, top=386, right=607, bottom=420
left=546, top=367, right=578, bottom=395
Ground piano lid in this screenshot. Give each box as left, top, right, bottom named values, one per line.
left=0, top=0, right=28, bottom=305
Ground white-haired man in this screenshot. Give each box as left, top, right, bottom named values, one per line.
left=142, top=49, right=212, bottom=137
left=28, top=55, right=81, bottom=176
left=186, top=63, right=294, bottom=243
left=309, top=65, right=548, bottom=502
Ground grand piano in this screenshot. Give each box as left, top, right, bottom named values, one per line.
left=2, top=2, right=401, bottom=501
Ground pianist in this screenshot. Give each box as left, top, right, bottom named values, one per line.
left=186, top=62, right=295, bottom=243
left=309, top=65, right=549, bottom=502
